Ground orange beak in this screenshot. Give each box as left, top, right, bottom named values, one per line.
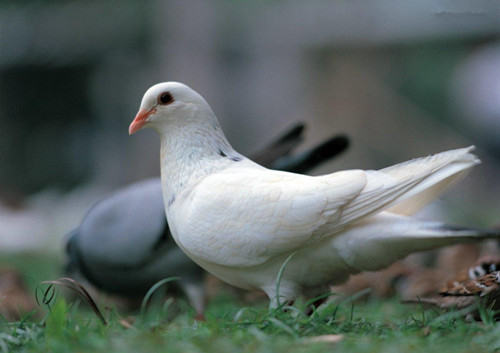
left=129, top=107, right=156, bottom=135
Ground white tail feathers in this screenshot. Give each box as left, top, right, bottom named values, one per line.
left=384, top=146, right=480, bottom=216
left=334, top=213, right=498, bottom=271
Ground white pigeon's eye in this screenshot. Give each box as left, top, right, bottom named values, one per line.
left=158, top=92, right=174, bottom=105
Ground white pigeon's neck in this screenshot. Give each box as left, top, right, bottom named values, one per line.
left=158, top=115, right=243, bottom=207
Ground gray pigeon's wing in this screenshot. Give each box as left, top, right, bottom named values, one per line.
left=69, top=178, right=203, bottom=295
left=78, top=178, right=167, bottom=269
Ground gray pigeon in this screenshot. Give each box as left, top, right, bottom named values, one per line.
left=65, top=123, right=349, bottom=317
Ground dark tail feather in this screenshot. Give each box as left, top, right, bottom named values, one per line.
left=269, top=123, right=305, bottom=147
left=273, top=134, right=350, bottom=173
left=252, top=123, right=305, bottom=167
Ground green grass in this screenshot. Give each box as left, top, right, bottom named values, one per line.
left=2, top=253, right=500, bottom=353
left=4, top=296, right=500, bottom=353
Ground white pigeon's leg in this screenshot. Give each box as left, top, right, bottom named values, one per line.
left=262, top=281, right=301, bottom=309
left=263, top=282, right=332, bottom=313
left=179, top=280, right=206, bottom=320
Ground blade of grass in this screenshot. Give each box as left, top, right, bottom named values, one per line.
left=431, top=303, right=479, bottom=324
left=337, top=288, right=372, bottom=305
left=140, top=277, right=179, bottom=317
left=35, top=283, right=56, bottom=311
left=234, top=307, right=254, bottom=322
left=267, top=317, right=298, bottom=338
left=281, top=305, right=307, bottom=318
left=305, top=292, right=335, bottom=308
left=274, top=252, right=296, bottom=310
left=41, top=277, right=106, bottom=325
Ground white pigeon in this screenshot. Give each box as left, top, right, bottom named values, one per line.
left=129, top=81, right=497, bottom=307
left=65, top=124, right=348, bottom=318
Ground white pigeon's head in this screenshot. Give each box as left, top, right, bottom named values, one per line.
left=129, top=82, right=211, bottom=135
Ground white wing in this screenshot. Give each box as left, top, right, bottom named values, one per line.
left=174, top=146, right=478, bottom=267
left=327, top=146, right=479, bottom=229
